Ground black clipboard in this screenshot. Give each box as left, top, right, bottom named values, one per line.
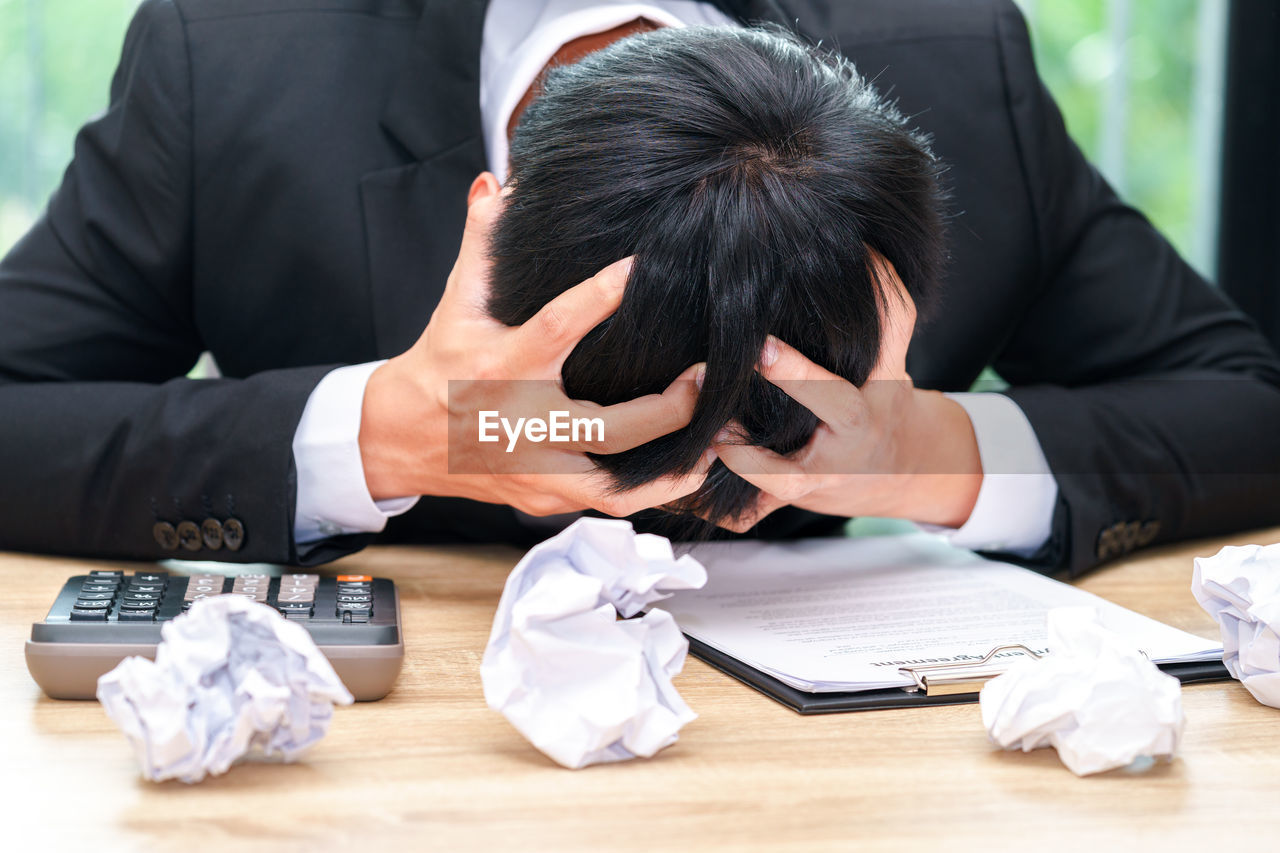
left=687, top=636, right=1232, bottom=715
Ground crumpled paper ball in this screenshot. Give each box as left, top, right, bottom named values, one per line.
left=1192, top=543, right=1280, bottom=708
left=980, top=607, right=1184, bottom=776
left=97, top=595, right=354, bottom=783
left=481, top=517, right=708, bottom=769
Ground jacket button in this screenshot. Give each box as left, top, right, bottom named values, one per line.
left=201, top=518, right=224, bottom=550
left=1136, top=520, right=1160, bottom=547
left=222, top=517, right=245, bottom=552
left=1095, top=524, right=1117, bottom=561
left=1119, top=520, right=1143, bottom=554
left=177, top=520, right=202, bottom=551
left=153, top=521, right=179, bottom=550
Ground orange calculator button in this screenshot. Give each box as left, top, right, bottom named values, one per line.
left=337, top=575, right=372, bottom=583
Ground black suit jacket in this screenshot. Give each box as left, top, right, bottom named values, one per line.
left=1, top=0, right=1278, bottom=575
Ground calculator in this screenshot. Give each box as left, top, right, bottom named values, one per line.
left=25, top=570, right=404, bottom=701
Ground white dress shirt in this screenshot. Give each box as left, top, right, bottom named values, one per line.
left=291, top=0, right=1059, bottom=557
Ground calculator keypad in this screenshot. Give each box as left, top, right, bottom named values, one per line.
left=69, top=571, right=123, bottom=621
left=336, top=575, right=373, bottom=623
left=277, top=574, right=319, bottom=619
left=182, top=573, right=226, bottom=610
left=118, top=571, right=167, bottom=623
left=59, top=571, right=377, bottom=624
left=231, top=573, right=271, bottom=603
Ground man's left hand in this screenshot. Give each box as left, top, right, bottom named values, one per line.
left=711, top=274, right=984, bottom=532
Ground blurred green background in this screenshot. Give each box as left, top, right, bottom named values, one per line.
left=0, top=0, right=1228, bottom=280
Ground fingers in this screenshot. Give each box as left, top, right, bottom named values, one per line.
left=756, top=336, right=872, bottom=434
left=710, top=426, right=816, bottom=531
left=712, top=428, right=816, bottom=504
left=511, top=256, right=633, bottom=371
left=562, top=363, right=704, bottom=453
left=712, top=492, right=787, bottom=534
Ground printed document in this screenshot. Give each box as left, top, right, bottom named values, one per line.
left=664, top=534, right=1221, bottom=693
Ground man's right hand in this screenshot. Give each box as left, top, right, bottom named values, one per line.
left=357, top=172, right=712, bottom=518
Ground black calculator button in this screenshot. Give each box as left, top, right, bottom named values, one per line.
left=134, top=572, right=167, bottom=582
left=123, top=594, right=162, bottom=606
left=201, top=518, right=224, bottom=550
left=336, top=594, right=372, bottom=603
left=222, top=518, right=246, bottom=551
left=127, top=584, right=164, bottom=595
left=177, top=521, right=202, bottom=551
left=70, top=608, right=109, bottom=622
left=73, top=598, right=112, bottom=610
left=74, top=592, right=116, bottom=601
left=89, top=570, right=124, bottom=579
left=80, top=581, right=119, bottom=591
left=153, top=521, right=179, bottom=550
left=117, top=609, right=157, bottom=622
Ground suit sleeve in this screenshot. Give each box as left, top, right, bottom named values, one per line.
left=0, top=0, right=367, bottom=565
left=987, top=2, right=1280, bottom=576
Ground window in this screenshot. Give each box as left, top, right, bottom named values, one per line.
left=1015, top=0, right=1228, bottom=281
left=0, top=0, right=140, bottom=255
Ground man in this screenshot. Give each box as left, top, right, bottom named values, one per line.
left=483, top=24, right=952, bottom=534
left=1, top=0, right=1277, bottom=576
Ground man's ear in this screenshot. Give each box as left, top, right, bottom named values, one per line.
left=468, top=172, right=502, bottom=206
left=867, top=249, right=917, bottom=382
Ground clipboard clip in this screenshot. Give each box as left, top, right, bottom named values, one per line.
left=898, top=644, right=1045, bottom=696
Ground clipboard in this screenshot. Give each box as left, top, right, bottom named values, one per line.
left=687, top=637, right=1232, bottom=715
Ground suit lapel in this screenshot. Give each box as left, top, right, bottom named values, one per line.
left=363, top=0, right=489, bottom=359
left=360, top=148, right=484, bottom=360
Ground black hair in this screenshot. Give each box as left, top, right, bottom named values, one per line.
left=487, top=24, right=947, bottom=531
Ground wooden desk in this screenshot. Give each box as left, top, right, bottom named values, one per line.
left=5, top=529, right=1279, bottom=851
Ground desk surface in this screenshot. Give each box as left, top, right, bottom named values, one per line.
left=5, top=529, right=1279, bottom=852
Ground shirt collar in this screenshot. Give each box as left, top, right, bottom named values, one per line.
left=480, top=0, right=739, bottom=183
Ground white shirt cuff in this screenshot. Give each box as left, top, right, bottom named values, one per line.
left=292, top=361, right=419, bottom=546
left=918, top=392, right=1058, bottom=558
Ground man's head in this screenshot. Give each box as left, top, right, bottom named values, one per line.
left=486, top=25, right=946, bottom=529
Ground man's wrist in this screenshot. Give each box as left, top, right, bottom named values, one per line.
left=359, top=357, right=448, bottom=501
left=293, top=362, right=421, bottom=545
left=889, top=389, right=983, bottom=528
left=930, top=391, right=1058, bottom=556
